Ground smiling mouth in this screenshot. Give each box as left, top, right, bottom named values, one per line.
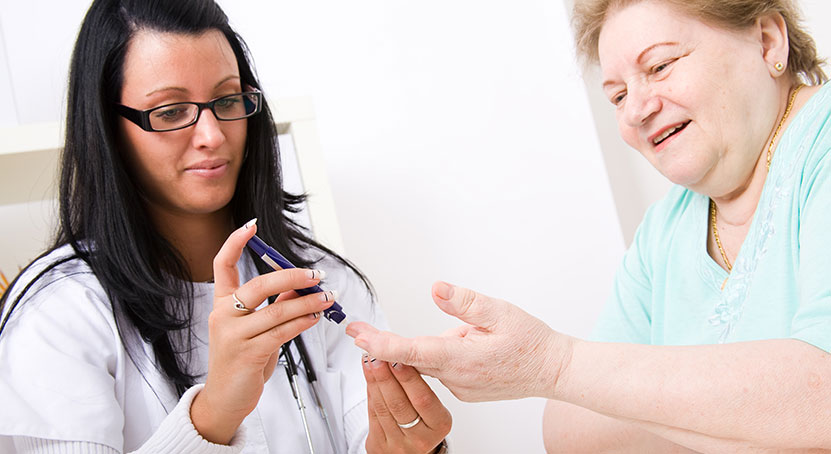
left=653, top=121, right=691, bottom=146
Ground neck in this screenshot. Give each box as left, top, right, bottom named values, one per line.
left=149, top=206, right=236, bottom=282
left=711, top=82, right=812, bottom=225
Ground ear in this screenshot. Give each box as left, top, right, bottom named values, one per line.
left=757, top=12, right=790, bottom=77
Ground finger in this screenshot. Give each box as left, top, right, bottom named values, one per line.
left=431, top=281, right=504, bottom=330
left=389, top=362, right=452, bottom=432
left=240, top=290, right=335, bottom=338
left=363, top=355, right=405, bottom=442
left=366, top=401, right=387, bottom=448
left=248, top=312, right=320, bottom=355
left=368, top=357, right=422, bottom=429
left=349, top=322, right=450, bottom=370
left=229, top=268, right=325, bottom=315
left=213, top=219, right=258, bottom=301
left=274, top=289, right=299, bottom=303
left=365, top=363, right=388, bottom=448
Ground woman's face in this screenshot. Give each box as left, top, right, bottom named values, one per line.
left=118, top=29, right=247, bottom=219
left=598, top=0, right=782, bottom=195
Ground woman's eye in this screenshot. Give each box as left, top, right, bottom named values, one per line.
left=152, top=107, right=188, bottom=122
left=612, top=92, right=626, bottom=105
left=215, top=97, right=240, bottom=109
left=652, top=60, right=674, bottom=74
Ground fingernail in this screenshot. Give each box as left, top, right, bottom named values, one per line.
left=309, top=312, right=320, bottom=320
left=319, top=290, right=338, bottom=303
left=369, top=356, right=376, bottom=363
left=307, top=269, right=326, bottom=280
left=434, top=281, right=454, bottom=301
left=362, top=353, right=369, bottom=364
left=392, top=362, right=399, bottom=368
left=244, top=218, right=257, bottom=229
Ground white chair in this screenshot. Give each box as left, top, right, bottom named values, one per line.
left=0, top=96, right=344, bottom=282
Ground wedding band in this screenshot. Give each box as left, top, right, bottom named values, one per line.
left=232, top=292, right=253, bottom=313
left=398, top=415, right=421, bottom=429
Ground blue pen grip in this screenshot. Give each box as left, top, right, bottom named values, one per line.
left=247, top=235, right=347, bottom=324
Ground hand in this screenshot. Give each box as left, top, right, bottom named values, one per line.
left=191, top=220, right=336, bottom=444
left=363, top=355, right=451, bottom=454
left=347, top=281, right=573, bottom=402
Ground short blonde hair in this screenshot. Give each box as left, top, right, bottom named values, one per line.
left=572, top=0, right=828, bottom=84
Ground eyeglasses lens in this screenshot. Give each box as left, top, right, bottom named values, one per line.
left=148, top=93, right=260, bottom=131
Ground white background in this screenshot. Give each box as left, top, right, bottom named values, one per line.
left=1, top=1, right=828, bottom=452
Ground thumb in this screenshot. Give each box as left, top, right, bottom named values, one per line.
left=346, top=321, right=446, bottom=369
left=432, top=281, right=501, bottom=330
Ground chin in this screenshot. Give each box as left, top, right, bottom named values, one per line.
left=657, top=165, right=707, bottom=189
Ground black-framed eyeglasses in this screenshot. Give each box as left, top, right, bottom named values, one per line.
left=116, top=90, right=263, bottom=132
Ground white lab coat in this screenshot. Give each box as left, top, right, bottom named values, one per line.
left=0, top=245, right=384, bottom=453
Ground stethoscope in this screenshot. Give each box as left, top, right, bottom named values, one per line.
left=280, top=335, right=340, bottom=454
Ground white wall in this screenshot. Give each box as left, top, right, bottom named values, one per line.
left=0, top=1, right=623, bottom=453
left=580, top=0, right=831, bottom=245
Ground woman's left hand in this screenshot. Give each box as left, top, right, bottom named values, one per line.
left=363, top=355, right=451, bottom=454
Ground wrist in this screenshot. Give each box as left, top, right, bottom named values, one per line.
left=539, top=331, right=577, bottom=400
left=190, top=387, right=244, bottom=445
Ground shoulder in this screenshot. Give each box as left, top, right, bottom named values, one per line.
left=790, top=83, right=831, bottom=171
left=1, top=244, right=116, bottom=342
left=633, top=185, right=699, bottom=248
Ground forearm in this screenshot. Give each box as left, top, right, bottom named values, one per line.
left=543, top=399, right=697, bottom=453
left=552, top=338, right=831, bottom=449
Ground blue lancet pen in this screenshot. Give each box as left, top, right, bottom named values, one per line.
left=247, top=234, right=347, bottom=324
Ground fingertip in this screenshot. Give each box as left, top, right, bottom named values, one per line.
left=432, top=281, right=454, bottom=301
left=238, top=218, right=258, bottom=239
left=346, top=321, right=378, bottom=338
left=345, top=322, right=359, bottom=338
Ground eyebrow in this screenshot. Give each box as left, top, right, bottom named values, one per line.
left=601, top=41, right=679, bottom=89
left=144, top=74, right=241, bottom=97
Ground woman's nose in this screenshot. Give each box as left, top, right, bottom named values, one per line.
left=191, top=109, right=226, bottom=150
left=622, top=84, right=661, bottom=128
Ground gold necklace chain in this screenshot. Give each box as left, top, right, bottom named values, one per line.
left=766, top=84, right=804, bottom=171
left=711, top=83, right=804, bottom=286
left=710, top=199, right=732, bottom=272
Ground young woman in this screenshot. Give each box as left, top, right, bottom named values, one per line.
left=0, top=0, right=450, bottom=453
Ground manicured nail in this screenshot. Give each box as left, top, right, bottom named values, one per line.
left=434, top=281, right=454, bottom=301
left=319, top=290, right=338, bottom=302
left=307, top=269, right=326, bottom=280
left=309, top=312, right=321, bottom=320
left=362, top=353, right=369, bottom=364
left=244, top=218, right=257, bottom=229
left=369, top=356, right=376, bottom=363
left=392, top=362, right=399, bottom=368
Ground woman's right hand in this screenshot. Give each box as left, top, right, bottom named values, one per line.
left=190, top=219, right=336, bottom=444
left=347, top=281, right=573, bottom=403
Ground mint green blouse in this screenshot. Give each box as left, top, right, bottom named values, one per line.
left=593, top=82, right=831, bottom=351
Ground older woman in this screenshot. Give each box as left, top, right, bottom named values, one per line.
left=347, top=0, right=831, bottom=451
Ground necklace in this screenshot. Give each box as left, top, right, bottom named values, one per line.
left=711, top=83, right=804, bottom=289
left=766, top=84, right=804, bottom=171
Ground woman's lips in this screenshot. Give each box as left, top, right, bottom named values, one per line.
left=652, top=121, right=690, bottom=152
left=185, top=160, right=229, bottom=178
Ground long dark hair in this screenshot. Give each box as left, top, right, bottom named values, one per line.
left=0, top=0, right=372, bottom=397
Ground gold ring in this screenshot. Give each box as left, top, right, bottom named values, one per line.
left=232, top=292, right=253, bottom=313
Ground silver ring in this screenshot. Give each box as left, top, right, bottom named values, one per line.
left=397, top=415, right=421, bottom=429
left=232, top=292, right=253, bottom=313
